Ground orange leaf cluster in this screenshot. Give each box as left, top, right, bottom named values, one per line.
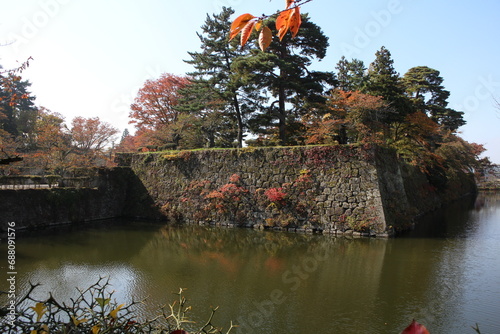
left=276, top=7, right=301, bottom=40
left=229, top=13, right=256, bottom=44
left=229, top=0, right=302, bottom=51
left=230, top=14, right=271, bottom=51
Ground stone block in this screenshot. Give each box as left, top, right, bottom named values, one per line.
left=335, top=194, right=347, bottom=202
left=334, top=207, right=345, bottom=215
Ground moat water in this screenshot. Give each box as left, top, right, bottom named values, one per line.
left=1, top=192, right=500, bottom=333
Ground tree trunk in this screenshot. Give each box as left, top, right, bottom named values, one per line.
left=278, top=69, right=287, bottom=145
left=232, top=93, right=244, bottom=148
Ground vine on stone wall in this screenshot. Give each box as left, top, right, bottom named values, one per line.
left=162, top=170, right=321, bottom=229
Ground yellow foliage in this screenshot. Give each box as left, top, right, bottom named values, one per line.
left=71, top=315, right=89, bottom=326
left=110, top=303, right=125, bottom=319
left=29, top=303, right=47, bottom=322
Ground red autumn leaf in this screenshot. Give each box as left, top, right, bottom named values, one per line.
left=401, top=320, right=430, bottom=334
left=229, top=13, right=255, bottom=41
left=285, top=0, right=294, bottom=9
left=240, top=19, right=257, bottom=47
left=259, top=26, right=273, bottom=51
left=170, top=331, right=189, bottom=334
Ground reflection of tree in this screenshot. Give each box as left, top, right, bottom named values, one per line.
left=372, top=192, right=500, bottom=333
left=135, top=225, right=314, bottom=278
left=475, top=191, right=500, bottom=212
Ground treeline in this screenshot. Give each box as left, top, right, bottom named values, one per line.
left=0, top=65, right=118, bottom=174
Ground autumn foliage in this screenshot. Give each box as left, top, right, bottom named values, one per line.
left=301, top=90, right=387, bottom=145
left=130, top=73, right=190, bottom=131
left=2, top=0, right=487, bottom=187
left=1, top=105, right=118, bottom=173
left=71, top=116, right=118, bottom=154
left=264, top=187, right=287, bottom=204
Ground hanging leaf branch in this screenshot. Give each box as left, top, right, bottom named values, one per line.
left=229, top=0, right=314, bottom=51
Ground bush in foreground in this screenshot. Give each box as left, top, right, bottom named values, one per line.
left=0, top=278, right=235, bottom=334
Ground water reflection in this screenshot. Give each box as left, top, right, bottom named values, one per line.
left=1, top=192, right=499, bottom=333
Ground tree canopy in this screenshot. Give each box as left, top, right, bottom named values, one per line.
left=0, top=63, right=119, bottom=171
left=232, top=14, right=335, bottom=145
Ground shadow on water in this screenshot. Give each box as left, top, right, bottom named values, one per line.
left=399, top=194, right=479, bottom=238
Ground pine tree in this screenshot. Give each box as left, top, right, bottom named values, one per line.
left=120, top=129, right=130, bottom=143
left=233, top=14, right=336, bottom=145
left=0, top=73, right=38, bottom=152
left=365, top=46, right=411, bottom=125
left=181, top=7, right=257, bottom=148
left=402, top=66, right=465, bottom=132
left=336, top=56, right=367, bottom=92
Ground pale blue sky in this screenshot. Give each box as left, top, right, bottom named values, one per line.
left=1, top=0, right=500, bottom=162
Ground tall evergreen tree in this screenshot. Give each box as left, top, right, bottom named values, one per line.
left=181, top=7, right=257, bottom=148
left=0, top=72, right=38, bottom=152
left=365, top=46, right=411, bottom=125
left=336, top=56, right=367, bottom=92
left=233, top=14, right=336, bottom=145
left=402, top=66, right=465, bottom=132
left=120, top=128, right=130, bottom=143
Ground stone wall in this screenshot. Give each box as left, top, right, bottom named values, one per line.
left=0, top=145, right=476, bottom=236
left=0, top=168, right=140, bottom=231
left=118, top=146, right=385, bottom=234
left=116, top=145, right=476, bottom=236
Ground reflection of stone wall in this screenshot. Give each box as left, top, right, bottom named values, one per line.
left=117, top=145, right=476, bottom=236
